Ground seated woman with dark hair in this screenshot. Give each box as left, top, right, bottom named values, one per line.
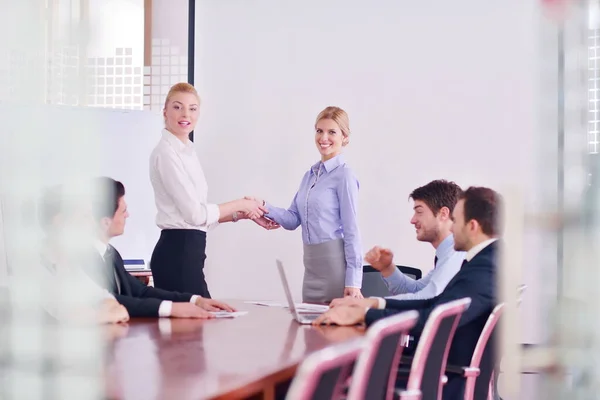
left=39, top=184, right=129, bottom=324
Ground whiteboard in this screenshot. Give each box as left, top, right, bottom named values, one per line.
left=94, top=108, right=163, bottom=262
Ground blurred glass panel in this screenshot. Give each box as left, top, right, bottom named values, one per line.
left=0, top=1, right=106, bottom=399
left=525, top=1, right=600, bottom=398
left=144, top=0, right=189, bottom=112
left=39, top=0, right=189, bottom=112
left=87, top=0, right=144, bottom=110
left=44, top=0, right=144, bottom=110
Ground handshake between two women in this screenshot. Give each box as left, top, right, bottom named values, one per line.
left=232, top=196, right=280, bottom=230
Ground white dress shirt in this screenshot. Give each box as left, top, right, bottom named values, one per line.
left=95, top=240, right=199, bottom=317
left=39, top=269, right=115, bottom=322
left=372, top=234, right=465, bottom=309
left=465, top=238, right=498, bottom=261
left=39, top=243, right=114, bottom=321
left=149, top=129, right=220, bottom=231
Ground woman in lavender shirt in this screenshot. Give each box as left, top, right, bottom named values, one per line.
left=251, top=106, right=364, bottom=303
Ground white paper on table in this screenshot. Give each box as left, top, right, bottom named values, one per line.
left=210, top=311, right=249, bottom=318
left=243, top=301, right=329, bottom=313
left=244, top=301, right=286, bottom=307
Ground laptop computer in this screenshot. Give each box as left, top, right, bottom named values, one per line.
left=277, top=259, right=326, bottom=325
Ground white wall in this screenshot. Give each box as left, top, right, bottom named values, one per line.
left=194, top=0, right=543, bottom=340
left=0, top=200, right=7, bottom=287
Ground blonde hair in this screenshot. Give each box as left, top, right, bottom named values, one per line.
left=315, top=106, right=350, bottom=145
left=163, top=82, right=201, bottom=109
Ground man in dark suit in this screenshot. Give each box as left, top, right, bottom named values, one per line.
left=88, top=177, right=235, bottom=318
left=313, top=186, right=501, bottom=399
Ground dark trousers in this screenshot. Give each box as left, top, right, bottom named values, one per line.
left=150, top=229, right=211, bottom=297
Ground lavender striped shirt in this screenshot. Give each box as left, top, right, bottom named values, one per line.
left=265, top=154, right=363, bottom=288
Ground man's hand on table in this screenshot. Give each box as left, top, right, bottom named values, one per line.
left=171, top=303, right=215, bottom=318
left=312, top=305, right=367, bottom=326
left=329, top=297, right=379, bottom=309
left=195, top=298, right=236, bottom=312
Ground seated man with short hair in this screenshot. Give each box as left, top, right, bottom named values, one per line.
left=331, top=179, right=465, bottom=309
left=39, top=184, right=129, bottom=324
left=87, top=177, right=235, bottom=318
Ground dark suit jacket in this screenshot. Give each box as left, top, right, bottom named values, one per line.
left=365, top=240, right=498, bottom=367
left=87, top=245, right=195, bottom=318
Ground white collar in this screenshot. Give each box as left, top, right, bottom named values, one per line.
left=465, top=238, right=498, bottom=262
left=94, top=240, right=109, bottom=259
left=162, top=128, right=194, bottom=153
left=435, top=234, right=455, bottom=260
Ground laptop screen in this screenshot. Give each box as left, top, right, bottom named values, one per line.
left=276, top=260, right=299, bottom=317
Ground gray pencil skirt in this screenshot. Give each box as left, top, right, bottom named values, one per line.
left=302, top=239, right=346, bottom=304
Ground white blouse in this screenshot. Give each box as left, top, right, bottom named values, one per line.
left=149, top=129, right=220, bottom=231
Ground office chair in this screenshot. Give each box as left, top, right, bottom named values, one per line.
left=286, top=339, right=364, bottom=400
left=445, top=303, right=505, bottom=400
left=347, top=310, right=419, bottom=400
left=396, top=266, right=422, bottom=280
left=396, top=298, right=472, bottom=400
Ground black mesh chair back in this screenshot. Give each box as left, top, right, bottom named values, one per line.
left=361, top=265, right=422, bottom=297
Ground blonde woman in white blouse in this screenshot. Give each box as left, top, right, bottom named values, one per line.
left=149, top=83, right=273, bottom=297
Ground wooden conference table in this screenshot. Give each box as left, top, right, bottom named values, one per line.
left=106, top=300, right=366, bottom=400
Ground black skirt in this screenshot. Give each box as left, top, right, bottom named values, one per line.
left=150, top=229, right=211, bottom=298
